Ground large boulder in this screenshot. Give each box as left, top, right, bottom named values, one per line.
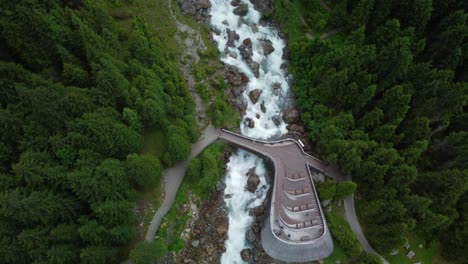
left=250, top=61, right=260, bottom=78
left=240, top=248, right=251, bottom=262
left=272, top=115, right=282, bottom=126
left=245, top=229, right=256, bottom=243
left=283, top=107, right=299, bottom=123
left=246, top=168, right=260, bottom=192
left=238, top=44, right=253, bottom=63
left=243, top=38, right=252, bottom=46
left=227, top=30, right=239, bottom=47
left=231, top=0, right=240, bottom=6
left=245, top=118, right=255, bottom=128
left=217, top=224, right=228, bottom=235
left=252, top=205, right=265, bottom=216
left=261, top=39, right=275, bottom=55
left=249, top=89, right=262, bottom=104
left=250, top=0, right=273, bottom=14
left=233, top=3, right=249, bottom=16
left=225, top=66, right=248, bottom=86
left=194, top=0, right=211, bottom=9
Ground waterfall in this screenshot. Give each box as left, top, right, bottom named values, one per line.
left=208, top=1, right=291, bottom=263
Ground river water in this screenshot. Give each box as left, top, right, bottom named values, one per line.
left=208, top=1, right=291, bottom=263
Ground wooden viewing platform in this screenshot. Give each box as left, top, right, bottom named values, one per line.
left=218, top=129, right=334, bottom=262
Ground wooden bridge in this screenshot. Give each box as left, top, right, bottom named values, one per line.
left=218, top=129, right=334, bottom=262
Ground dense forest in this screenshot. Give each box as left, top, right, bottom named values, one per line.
left=0, top=0, right=198, bottom=263
left=275, top=0, right=467, bottom=262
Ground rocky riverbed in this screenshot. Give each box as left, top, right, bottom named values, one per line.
left=174, top=0, right=319, bottom=263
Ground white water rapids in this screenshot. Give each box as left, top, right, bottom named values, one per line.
left=208, top=1, right=291, bottom=263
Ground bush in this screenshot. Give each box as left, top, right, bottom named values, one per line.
left=326, top=211, right=363, bottom=257
left=130, top=240, right=168, bottom=264
left=126, top=154, right=162, bottom=191
left=350, top=252, right=383, bottom=264
left=335, top=181, right=358, bottom=199
left=317, top=179, right=337, bottom=200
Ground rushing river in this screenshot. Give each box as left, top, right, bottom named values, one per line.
left=209, top=1, right=291, bottom=263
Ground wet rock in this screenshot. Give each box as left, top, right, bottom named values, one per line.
left=234, top=97, right=247, bottom=114
left=238, top=44, right=253, bottom=63
left=241, top=248, right=251, bottom=262
left=224, top=193, right=232, bottom=199
left=261, top=39, right=275, bottom=55
left=282, top=46, right=290, bottom=60
left=231, top=0, right=240, bottom=6
left=252, top=222, right=261, bottom=233
left=249, top=89, right=262, bottom=104
left=227, top=30, right=239, bottom=47
left=246, top=229, right=256, bottom=244
left=280, top=62, right=288, bottom=70
left=283, top=107, right=299, bottom=123
left=240, top=73, right=249, bottom=84
left=243, top=38, right=252, bottom=46
left=272, top=82, right=282, bottom=90
left=250, top=0, right=273, bottom=14
left=245, top=118, right=255, bottom=128
left=255, top=113, right=260, bottom=119
left=287, top=124, right=305, bottom=133
left=211, top=25, right=222, bottom=35
left=233, top=3, right=249, bottom=16
left=228, top=51, right=237, bottom=59
left=217, top=224, right=228, bottom=235
left=251, top=24, right=259, bottom=33
left=216, top=181, right=226, bottom=192
left=225, top=66, right=243, bottom=86
left=191, top=240, right=200, bottom=248
left=246, top=168, right=260, bottom=192
left=252, top=205, right=265, bottom=216
left=272, top=115, right=282, bottom=126
left=250, top=61, right=260, bottom=78
left=260, top=101, right=266, bottom=113
left=194, top=0, right=211, bottom=9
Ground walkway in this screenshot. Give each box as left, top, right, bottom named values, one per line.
left=145, top=128, right=388, bottom=263
left=145, top=125, right=220, bottom=241
left=219, top=130, right=334, bottom=262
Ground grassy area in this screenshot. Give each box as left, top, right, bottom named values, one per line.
left=156, top=143, right=227, bottom=251
left=325, top=243, right=347, bottom=264
left=142, top=130, right=166, bottom=158
left=101, top=0, right=180, bottom=55
left=383, top=234, right=448, bottom=264
left=355, top=199, right=450, bottom=264
left=140, top=182, right=165, bottom=234
left=272, top=0, right=311, bottom=43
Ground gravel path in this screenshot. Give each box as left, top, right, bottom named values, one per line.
left=145, top=125, right=220, bottom=241
left=344, top=194, right=390, bottom=264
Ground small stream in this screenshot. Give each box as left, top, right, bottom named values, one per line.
left=208, top=1, right=292, bottom=263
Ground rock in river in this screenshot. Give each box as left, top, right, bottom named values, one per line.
left=246, top=168, right=260, bottom=192
left=283, top=107, right=299, bottom=123
left=233, top=3, right=249, bottom=16
left=261, top=39, right=275, bottom=55
left=249, top=89, right=262, bottom=104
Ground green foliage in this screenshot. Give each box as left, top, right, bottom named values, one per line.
left=0, top=0, right=197, bottom=262
left=317, top=179, right=337, bottom=200
left=130, top=240, right=168, bottom=264
left=126, top=154, right=163, bottom=191
left=335, top=181, right=358, bottom=200
left=326, top=211, right=363, bottom=257
left=283, top=0, right=467, bottom=258
left=157, top=143, right=226, bottom=251
left=186, top=143, right=226, bottom=199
